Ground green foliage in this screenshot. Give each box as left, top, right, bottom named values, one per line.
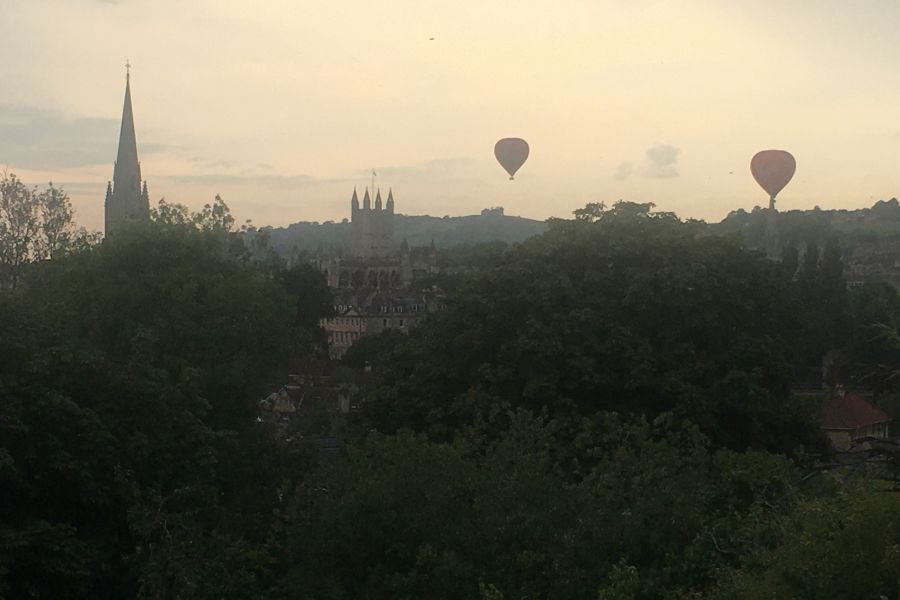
left=597, top=561, right=640, bottom=600
left=342, top=329, right=409, bottom=370
left=150, top=195, right=235, bottom=232
left=0, top=219, right=311, bottom=598
left=0, top=172, right=99, bottom=289
left=713, top=482, right=900, bottom=599
left=789, top=237, right=854, bottom=369
left=573, top=201, right=607, bottom=222
left=2, top=197, right=896, bottom=599
left=844, top=283, right=900, bottom=394
left=268, top=411, right=803, bottom=599
left=276, top=262, right=333, bottom=352
left=364, top=203, right=821, bottom=453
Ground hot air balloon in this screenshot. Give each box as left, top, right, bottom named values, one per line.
left=751, top=150, right=796, bottom=208
left=494, top=138, right=529, bottom=180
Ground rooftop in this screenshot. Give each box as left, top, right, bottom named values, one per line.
left=819, top=391, right=889, bottom=430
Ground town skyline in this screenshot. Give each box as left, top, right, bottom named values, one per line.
left=4, top=0, right=900, bottom=231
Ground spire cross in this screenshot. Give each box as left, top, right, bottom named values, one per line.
left=125, top=59, right=131, bottom=80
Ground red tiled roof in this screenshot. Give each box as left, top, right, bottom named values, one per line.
left=819, top=392, right=890, bottom=430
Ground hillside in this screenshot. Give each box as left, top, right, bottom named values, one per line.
left=256, top=208, right=548, bottom=258
left=712, top=198, right=900, bottom=286
left=257, top=199, right=900, bottom=288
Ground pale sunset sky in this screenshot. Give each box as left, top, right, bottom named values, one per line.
left=2, top=0, right=900, bottom=231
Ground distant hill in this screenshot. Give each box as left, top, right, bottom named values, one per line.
left=256, top=199, right=900, bottom=288
left=256, top=207, right=548, bottom=258
left=711, top=198, right=900, bottom=286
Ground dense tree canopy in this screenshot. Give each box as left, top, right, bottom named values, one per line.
left=269, top=413, right=807, bottom=599
left=1, top=188, right=897, bottom=599
left=0, top=202, right=325, bottom=598
left=365, top=201, right=822, bottom=453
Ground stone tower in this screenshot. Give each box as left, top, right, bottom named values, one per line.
left=104, top=64, right=149, bottom=236
left=350, top=187, right=394, bottom=257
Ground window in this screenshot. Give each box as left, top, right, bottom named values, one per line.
left=399, top=319, right=404, bottom=327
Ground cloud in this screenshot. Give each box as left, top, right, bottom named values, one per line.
left=643, top=144, right=680, bottom=178
left=613, top=161, right=633, bottom=181
left=159, top=173, right=316, bottom=190
left=186, top=157, right=237, bottom=170
left=148, top=158, right=482, bottom=206
left=158, top=157, right=479, bottom=193
left=0, top=104, right=165, bottom=170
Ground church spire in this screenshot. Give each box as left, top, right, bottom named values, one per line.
left=363, top=187, right=371, bottom=209
left=113, top=63, right=141, bottom=199
left=105, top=62, right=149, bottom=235
left=386, top=188, right=394, bottom=213
left=375, top=188, right=382, bottom=210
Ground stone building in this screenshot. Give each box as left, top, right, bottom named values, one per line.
left=317, top=188, right=438, bottom=290
left=326, top=290, right=443, bottom=358
left=318, top=189, right=442, bottom=358
left=326, top=305, right=366, bottom=359
left=351, top=187, right=394, bottom=258
left=104, top=65, right=150, bottom=236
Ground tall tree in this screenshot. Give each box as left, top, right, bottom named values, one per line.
left=0, top=173, right=97, bottom=289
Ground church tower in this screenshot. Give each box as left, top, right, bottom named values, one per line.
left=104, top=63, right=149, bottom=236
left=350, top=187, right=394, bottom=258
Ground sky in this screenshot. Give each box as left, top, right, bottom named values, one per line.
left=2, top=0, right=900, bottom=231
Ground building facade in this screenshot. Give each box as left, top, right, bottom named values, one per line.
left=319, top=189, right=442, bottom=358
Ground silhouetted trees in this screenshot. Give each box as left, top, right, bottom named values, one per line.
left=364, top=201, right=820, bottom=453
left=0, top=200, right=327, bottom=598
left=1, top=193, right=898, bottom=599
left=0, top=172, right=98, bottom=289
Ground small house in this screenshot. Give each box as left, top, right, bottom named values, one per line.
left=819, top=388, right=890, bottom=450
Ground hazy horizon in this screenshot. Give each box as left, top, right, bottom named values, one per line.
left=4, top=0, right=900, bottom=231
